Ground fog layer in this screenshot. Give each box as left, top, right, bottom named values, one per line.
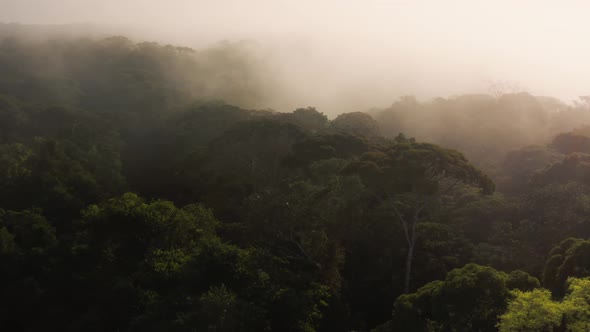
left=2, top=0, right=590, bottom=114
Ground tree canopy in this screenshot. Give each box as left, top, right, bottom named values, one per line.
left=3, top=26, right=590, bottom=331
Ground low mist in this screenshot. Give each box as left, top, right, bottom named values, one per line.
left=3, top=0, right=590, bottom=115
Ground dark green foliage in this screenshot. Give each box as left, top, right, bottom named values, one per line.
left=498, top=145, right=563, bottom=193
left=543, top=238, right=590, bottom=297
left=0, top=209, right=58, bottom=330
left=278, top=107, right=329, bottom=133
left=506, top=270, right=541, bottom=292
left=519, top=183, right=590, bottom=259
left=331, top=112, right=381, bottom=137
left=346, top=141, right=495, bottom=196
left=532, top=153, right=590, bottom=186
left=392, top=264, right=539, bottom=332
left=4, top=26, right=590, bottom=331
left=287, top=133, right=371, bottom=168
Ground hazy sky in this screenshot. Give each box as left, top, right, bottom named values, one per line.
left=2, top=0, right=590, bottom=113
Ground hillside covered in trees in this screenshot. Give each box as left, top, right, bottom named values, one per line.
left=4, top=26, right=590, bottom=331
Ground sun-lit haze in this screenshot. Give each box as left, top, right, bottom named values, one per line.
left=2, top=0, right=590, bottom=114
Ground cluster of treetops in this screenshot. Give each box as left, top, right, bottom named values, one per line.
left=4, top=25, right=590, bottom=331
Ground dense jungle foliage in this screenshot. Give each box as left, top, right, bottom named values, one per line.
left=3, top=25, right=590, bottom=331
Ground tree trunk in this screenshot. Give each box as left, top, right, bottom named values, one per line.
left=392, top=200, right=421, bottom=294
left=404, top=239, right=415, bottom=294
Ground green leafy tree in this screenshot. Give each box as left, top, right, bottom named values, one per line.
left=543, top=238, right=590, bottom=296
left=0, top=208, right=58, bottom=330
left=499, top=278, right=590, bottom=331
left=497, top=288, right=563, bottom=331
left=392, top=264, right=539, bottom=332
left=345, top=141, right=494, bottom=293
left=71, top=193, right=219, bottom=330
left=331, top=112, right=381, bottom=137
left=279, top=107, right=329, bottom=133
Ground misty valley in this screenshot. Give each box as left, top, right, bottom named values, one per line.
left=4, top=23, right=590, bottom=332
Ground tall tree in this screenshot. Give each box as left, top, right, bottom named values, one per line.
left=345, top=138, right=494, bottom=293
left=393, top=264, right=539, bottom=332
